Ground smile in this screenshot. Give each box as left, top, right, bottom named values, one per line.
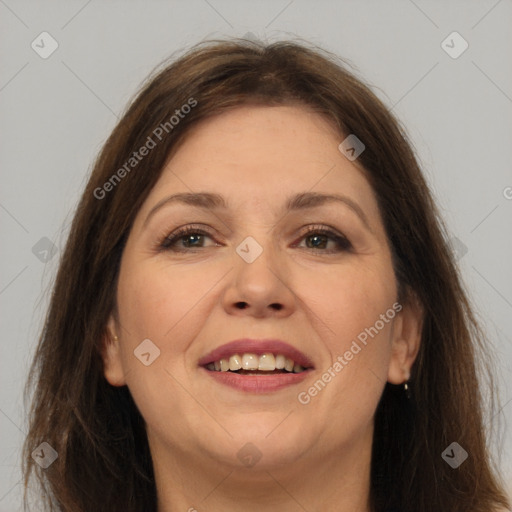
left=198, top=338, right=315, bottom=393
left=205, top=353, right=307, bottom=374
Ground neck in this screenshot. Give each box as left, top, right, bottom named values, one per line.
left=151, top=425, right=373, bottom=512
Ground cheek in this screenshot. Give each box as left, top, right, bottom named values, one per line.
left=114, top=261, right=210, bottom=439
left=117, top=258, right=213, bottom=339
left=292, top=257, right=397, bottom=403
left=293, top=258, right=397, bottom=341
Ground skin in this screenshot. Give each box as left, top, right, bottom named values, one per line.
left=102, top=105, right=422, bottom=512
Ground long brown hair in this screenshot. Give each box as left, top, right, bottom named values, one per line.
left=23, top=38, right=510, bottom=512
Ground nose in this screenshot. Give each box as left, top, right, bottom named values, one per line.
left=221, top=238, right=297, bottom=319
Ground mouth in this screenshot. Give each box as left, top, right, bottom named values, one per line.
left=204, top=353, right=308, bottom=374
left=198, top=339, right=314, bottom=392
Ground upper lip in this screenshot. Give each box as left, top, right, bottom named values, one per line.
left=198, top=338, right=315, bottom=369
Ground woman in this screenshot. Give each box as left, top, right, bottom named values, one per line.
left=22, top=38, right=510, bottom=511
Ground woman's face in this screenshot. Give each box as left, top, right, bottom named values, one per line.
left=103, top=105, right=420, bottom=474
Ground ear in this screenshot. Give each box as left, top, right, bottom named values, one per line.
left=100, top=315, right=127, bottom=387
left=387, top=295, right=423, bottom=384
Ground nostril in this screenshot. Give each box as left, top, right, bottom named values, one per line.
left=234, top=302, right=283, bottom=311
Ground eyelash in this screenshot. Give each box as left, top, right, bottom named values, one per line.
left=158, top=224, right=352, bottom=254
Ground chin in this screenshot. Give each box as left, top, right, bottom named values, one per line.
left=200, top=422, right=314, bottom=470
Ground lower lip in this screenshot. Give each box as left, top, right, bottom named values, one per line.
left=200, top=367, right=312, bottom=393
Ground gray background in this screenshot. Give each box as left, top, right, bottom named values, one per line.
left=1, top=0, right=511, bottom=509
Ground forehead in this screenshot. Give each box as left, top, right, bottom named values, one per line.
left=138, top=105, right=381, bottom=225
left=169, top=105, right=343, bottom=175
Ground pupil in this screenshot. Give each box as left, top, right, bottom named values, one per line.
left=184, top=234, right=202, bottom=247
left=307, top=234, right=327, bottom=249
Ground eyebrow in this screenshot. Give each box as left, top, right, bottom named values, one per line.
left=143, top=191, right=372, bottom=231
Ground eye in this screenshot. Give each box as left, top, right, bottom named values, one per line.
left=159, top=225, right=218, bottom=252
left=158, top=224, right=352, bottom=254
left=294, top=225, right=352, bottom=253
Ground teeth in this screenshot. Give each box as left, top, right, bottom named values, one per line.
left=206, top=353, right=308, bottom=373
left=258, top=353, right=275, bottom=371
left=242, top=353, right=259, bottom=370
left=229, top=354, right=242, bottom=371
left=275, top=354, right=286, bottom=369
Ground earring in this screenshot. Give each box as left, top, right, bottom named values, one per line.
left=113, top=335, right=118, bottom=341
left=404, top=380, right=412, bottom=400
